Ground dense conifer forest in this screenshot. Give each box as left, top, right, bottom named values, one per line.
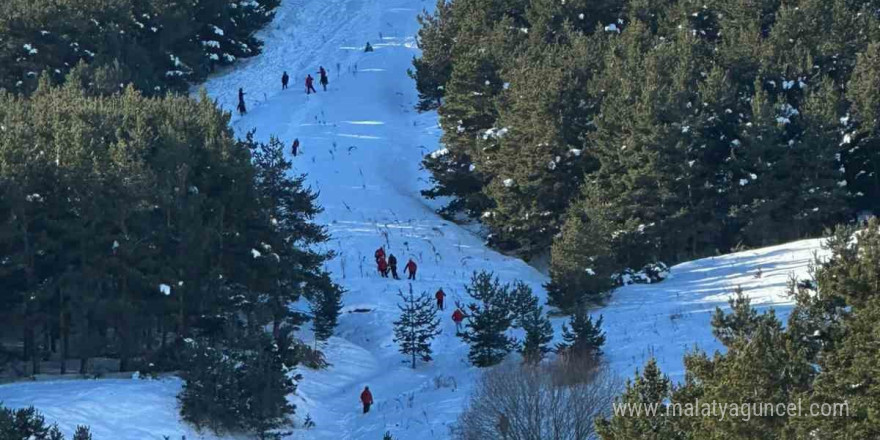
left=0, top=1, right=343, bottom=436
left=413, top=0, right=880, bottom=310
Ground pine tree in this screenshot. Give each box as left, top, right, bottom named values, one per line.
left=557, top=310, right=605, bottom=357
left=393, top=285, right=442, bottom=369
left=239, top=332, right=298, bottom=439
left=683, top=303, right=812, bottom=438
left=311, top=285, right=344, bottom=342
left=423, top=43, right=503, bottom=218
left=72, top=425, right=93, bottom=440
left=480, top=38, right=600, bottom=256
left=794, top=220, right=880, bottom=439
left=507, top=281, right=538, bottom=328
left=547, top=193, right=617, bottom=312
left=578, top=21, right=700, bottom=275
left=460, top=271, right=516, bottom=367
left=179, top=332, right=297, bottom=437
left=410, top=0, right=456, bottom=111
left=844, top=42, right=880, bottom=217
left=595, top=359, right=676, bottom=440
left=0, top=404, right=74, bottom=440
left=519, top=305, right=553, bottom=364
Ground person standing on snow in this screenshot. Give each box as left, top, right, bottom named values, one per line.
left=435, top=288, right=446, bottom=310
left=404, top=259, right=417, bottom=280
left=452, top=308, right=465, bottom=334
left=281, top=71, right=289, bottom=90
left=360, top=386, right=374, bottom=414
left=291, top=138, right=300, bottom=157
left=374, top=247, right=386, bottom=263
left=318, top=66, right=329, bottom=91
left=377, top=256, right=388, bottom=278
left=388, top=254, right=399, bottom=279
left=305, top=74, right=317, bottom=94
left=364, top=42, right=374, bottom=52
left=236, top=88, right=247, bottom=115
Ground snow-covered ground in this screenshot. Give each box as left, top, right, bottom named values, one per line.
left=0, top=0, right=829, bottom=438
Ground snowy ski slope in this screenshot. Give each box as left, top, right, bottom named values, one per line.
left=0, top=0, right=829, bottom=438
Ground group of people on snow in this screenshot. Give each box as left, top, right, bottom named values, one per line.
left=302, top=66, right=330, bottom=95
left=235, top=66, right=333, bottom=115
left=237, top=39, right=384, bottom=114
left=358, top=244, right=472, bottom=415
left=281, top=67, right=329, bottom=95
left=436, top=288, right=467, bottom=331
left=374, top=246, right=417, bottom=280
left=373, top=246, right=464, bottom=317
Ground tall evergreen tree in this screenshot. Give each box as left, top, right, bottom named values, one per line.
left=507, top=280, right=538, bottom=328
left=595, top=358, right=676, bottom=439
left=518, top=304, right=553, bottom=364
left=393, top=285, right=442, bottom=369
left=844, top=42, right=880, bottom=216
left=480, top=36, right=602, bottom=256
left=546, top=192, right=618, bottom=312
left=793, top=220, right=880, bottom=439
left=410, top=0, right=456, bottom=111
left=72, top=426, right=92, bottom=440
left=310, top=286, right=343, bottom=342
left=460, top=271, right=516, bottom=367
left=557, top=309, right=605, bottom=357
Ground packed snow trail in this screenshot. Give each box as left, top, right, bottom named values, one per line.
left=0, top=0, right=829, bottom=438
left=204, top=0, right=550, bottom=437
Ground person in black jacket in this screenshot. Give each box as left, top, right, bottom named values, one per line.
left=388, top=254, right=399, bottom=279
left=318, top=66, right=329, bottom=91
left=281, top=71, right=289, bottom=90
left=236, top=88, right=247, bottom=115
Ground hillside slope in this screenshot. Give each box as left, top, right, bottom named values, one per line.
left=0, top=0, right=828, bottom=438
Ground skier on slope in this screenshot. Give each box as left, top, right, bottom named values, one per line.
left=291, top=138, right=300, bottom=157
left=305, top=74, right=318, bottom=94
left=435, top=288, right=446, bottom=310
left=361, top=386, right=374, bottom=414
left=318, top=66, right=329, bottom=92
left=388, top=254, right=399, bottom=279
left=452, top=308, right=465, bottom=333
left=404, top=259, right=418, bottom=280
left=281, top=71, right=289, bottom=90
left=236, top=88, right=247, bottom=115
left=377, top=255, right=389, bottom=278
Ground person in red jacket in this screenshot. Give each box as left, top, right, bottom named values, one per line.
left=404, top=259, right=417, bottom=280
left=374, top=247, right=385, bottom=263
left=291, top=138, right=300, bottom=157
left=360, top=386, right=373, bottom=414
left=305, top=74, right=317, bottom=94
left=435, top=288, right=446, bottom=310
left=452, top=308, right=465, bottom=333
left=377, top=256, right=388, bottom=278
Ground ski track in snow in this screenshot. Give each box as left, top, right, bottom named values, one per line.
left=0, top=0, right=830, bottom=438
